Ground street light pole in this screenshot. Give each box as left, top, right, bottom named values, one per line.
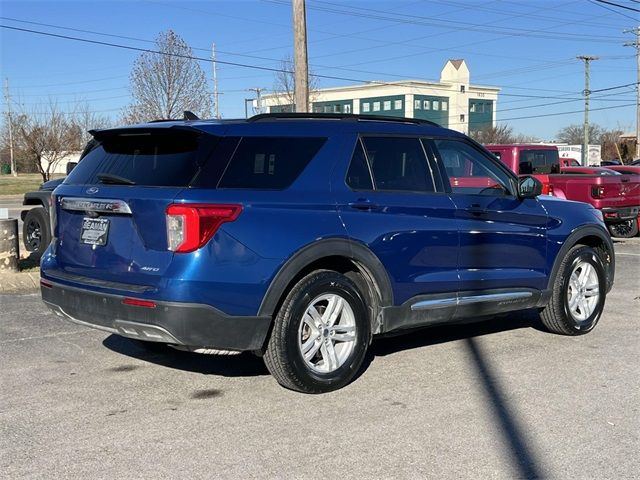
left=292, top=0, right=309, bottom=113
left=624, top=27, right=639, bottom=159
left=577, top=55, right=599, bottom=165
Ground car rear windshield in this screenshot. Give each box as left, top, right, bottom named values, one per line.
left=519, top=149, right=560, bottom=174
left=64, top=130, right=205, bottom=187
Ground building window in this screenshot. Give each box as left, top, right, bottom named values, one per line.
left=394, top=100, right=402, bottom=110
left=423, top=100, right=430, bottom=110
left=313, top=106, right=322, bottom=113
left=324, top=105, right=331, bottom=113
left=460, top=114, right=465, bottom=122
left=460, top=85, right=466, bottom=93
left=442, top=102, right=448, bottom=111
left=470, top=104, right=476, bottom=113
left=414, top=99, right=421, bottom=110
left=344, top=104, right=351, bottom=113
left=383, top=101, right=391, bottom=111
left=334, top=104, right=341, bottom=113
left=362, top=102, right=370, bottom=113
left=433, top=101, right=439, bottom=111
left=373, top=102, right=381, bottom=112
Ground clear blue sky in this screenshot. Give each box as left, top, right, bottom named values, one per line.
left=1, top=0, right=638, bottom=140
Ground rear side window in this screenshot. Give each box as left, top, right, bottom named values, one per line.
left=65, top=131, right=203, bottom=187
left=519, top=149, right=560, bottom=174
left=362, top=137, right=435, bottom=193
left=218, top=137, right=326, bottom=189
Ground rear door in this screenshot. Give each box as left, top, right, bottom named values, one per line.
left=428, top=137, right=548, bottom=293
left=51, top=127, right=223, bottom=289
left=336, top=135, right=459, bottom=317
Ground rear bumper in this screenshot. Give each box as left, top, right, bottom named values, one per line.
left=41, top=280, right=271, bottom=352
left=601, top=206, right=640, bottom=223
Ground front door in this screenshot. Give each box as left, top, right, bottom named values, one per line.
left=427, top=137, right=548, bottom=294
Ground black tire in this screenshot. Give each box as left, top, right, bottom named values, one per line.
left=607, top=218, right=639, bottom=238
left=22, top=207, right=51, bottom=260
left=263, top=270, right=371, bottom=393
left=540, top=245, right=607, bottom=335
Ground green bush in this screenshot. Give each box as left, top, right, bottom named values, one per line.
left=0, top=163, right=11, bottom=175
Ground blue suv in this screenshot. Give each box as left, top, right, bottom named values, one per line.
left=41, top=113, right=615, bottom=393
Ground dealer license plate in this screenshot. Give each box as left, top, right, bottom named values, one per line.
left=80, top=217, right=110, bottom=246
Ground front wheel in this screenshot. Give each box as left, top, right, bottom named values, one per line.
left=607, top=218, right=638, bottom=238
left=540, top=245, right=606, bottom=335
left=264, top=270, right=370, bottom=393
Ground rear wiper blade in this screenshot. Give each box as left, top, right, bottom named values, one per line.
left=97, top=173, right=136, bottom=185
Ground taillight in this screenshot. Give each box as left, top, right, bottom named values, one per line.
left=591, top=186, right=605, bottom=198
left=166, top=204, right=242, bottom=253
left=49, top=194, right=57, bottom=237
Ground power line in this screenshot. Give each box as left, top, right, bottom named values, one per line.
left=267, top=0, right=627, bottom=43
left=0, top=24, right=583, bottom=100
left=593, top=0, right=640, bottom=13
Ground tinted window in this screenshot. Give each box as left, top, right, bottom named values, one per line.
left=346, top=140, right=373, bottom=190
left=362, top=137, right=435, bottom=192
left=432, top=139, right=513, bottom=195
left=65, top=131, right=203, bottom=187
left=218, top=137, right=326, bottom=189
left=519, top=149, right=559, bottom=174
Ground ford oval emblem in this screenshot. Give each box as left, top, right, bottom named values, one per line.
left=86, top=187, right=99, bottom=195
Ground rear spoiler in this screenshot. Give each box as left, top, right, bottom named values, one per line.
left=88, top=125, right=208, bottom=142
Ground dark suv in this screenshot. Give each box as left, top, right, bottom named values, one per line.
left=41, top=113, right=614, bottom=393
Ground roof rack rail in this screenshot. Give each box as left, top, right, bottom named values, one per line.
left=248, top=112, right=439, bottom=127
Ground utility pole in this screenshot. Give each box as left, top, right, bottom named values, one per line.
left=211, top=43, right=220, bottom=119
left=624, top=27, right=640, bottom=159
left=3, top=78, right=16, bottom=177
left=292, top=0, right=309, bottom=113
left=248, top=88, right=265, bottom=115
left=577, top=56, right=599, bottom=165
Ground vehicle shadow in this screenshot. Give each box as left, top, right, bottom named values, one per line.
left=102, top=335, right=270, bottom=377
left=102, top=308, right=545, bottom=381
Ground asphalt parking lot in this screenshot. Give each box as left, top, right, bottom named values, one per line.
left=1, top=239, right=639, bottom=479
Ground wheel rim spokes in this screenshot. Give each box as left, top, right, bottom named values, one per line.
left=567, top=260, right=600, bottom=323
left=298, top=293, right=357, bottom=373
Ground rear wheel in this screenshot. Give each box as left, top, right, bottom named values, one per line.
left=264, top=270, right=370, bottom=393
left=607, top=218, right=638, bottom=238
left=23, top=207, right=51, bottom=260
left=540, top=245, right=606, bottom=335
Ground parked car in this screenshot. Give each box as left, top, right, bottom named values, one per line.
left=21, top=141, right=95, bottom=259
left=601, top=165, right=640, bottom=237
left=485, top=144, right=640, bottom=238
left=41, top=113, right=615, bottom=393
left=560, top=157, right=580, bottom=168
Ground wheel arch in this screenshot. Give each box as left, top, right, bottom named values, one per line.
left=258, top=238, right=393, bottom=333
left=546, top=225, right=615, bottom=297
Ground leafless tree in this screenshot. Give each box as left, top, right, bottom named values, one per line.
left=556, top=124, right=603, bottom=145
left=16, top=101, right=75, bottom=182
left=123, top=30, right=212, bottom=123
left=272, top=55, right=320, bottom=109
left=71, top=101, right=112, bottom=147
left=470, top=124, right=516, bottom=144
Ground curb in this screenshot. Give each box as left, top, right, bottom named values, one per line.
left=0, top=272, right=40, bottom=293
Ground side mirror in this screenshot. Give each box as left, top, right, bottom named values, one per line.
left=518, top=176, right=543, bottom=199
left=66, top=162, right=78, bottom=175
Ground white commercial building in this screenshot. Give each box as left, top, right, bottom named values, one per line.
left=258, top=59, right=500, bottom=135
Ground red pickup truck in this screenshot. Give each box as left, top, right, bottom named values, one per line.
left=485, top=144, right=640, bottom=237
